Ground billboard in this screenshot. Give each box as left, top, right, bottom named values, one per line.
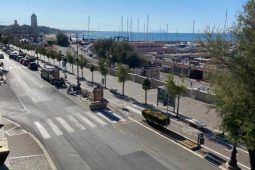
left=157, top=86, right=175, bottom=107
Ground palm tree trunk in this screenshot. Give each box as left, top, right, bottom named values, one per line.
left=122, top=81, right=125, bottom=95
left=92, top=72, right=94, bottom=82
left=59, top=61, right=61, bottom=68
left=177, top=95, right=180, bottom=117
left=145, top=90, right=147, bottom=104
left=104, top=75, right=106, bottom=88
left=167, top=97, right=169, bottom=114
left=81, top=67, right=84, bottom=78
left=72, top=64, right=74, bottom=73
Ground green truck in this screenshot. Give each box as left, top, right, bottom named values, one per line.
left=142, top=109, right=170, bottom=127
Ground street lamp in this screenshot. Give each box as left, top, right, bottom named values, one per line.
left=76, top=33, right=79, bottom=86
left=226, top=142, right=241, bottom=170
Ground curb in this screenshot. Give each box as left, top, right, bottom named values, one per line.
left=4, top=118, right=57, bottom=170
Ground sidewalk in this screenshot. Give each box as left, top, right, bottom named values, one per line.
left=1, top=118, right=56, bottom=170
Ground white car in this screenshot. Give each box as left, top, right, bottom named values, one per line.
left=185, top=118, right=207, bottom=129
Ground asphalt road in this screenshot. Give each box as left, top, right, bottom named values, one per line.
left=11, top=46, right=251, bottom=169
left=0, top=52, right=219, bottom=170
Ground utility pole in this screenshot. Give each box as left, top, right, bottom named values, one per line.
left=76, top=33, right=79, bottom=85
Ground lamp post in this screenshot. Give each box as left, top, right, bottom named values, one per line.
left=226, top=142, right=240, bottom=170
left=76, top=33, right=79, bottom=86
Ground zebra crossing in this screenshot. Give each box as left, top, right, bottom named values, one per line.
left=34, top=111, right=126, bottom=139
left=125, top=104, right=145, bottom=115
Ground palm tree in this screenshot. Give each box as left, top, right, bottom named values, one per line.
left=67, top=51, right=74, bottom=73
left=90, top=65, right=95, bottom=82
left=56, top=50, right=62, bottom=68
left=165, top=74, right=185, bottom=117
left=117, top=64, right=129, bottom=95
left=79, top=54, right=88, bottom=79
left=142, top=78, right=151, bottom=105
left=99, top=58, right=109, bottom=87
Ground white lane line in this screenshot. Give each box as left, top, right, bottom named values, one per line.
left=132, top=104, right=145, bottom=110
left=22, top=66, right=26, bottom=68
left=125, top=105, right=142, bottom=115
left=46, top=119, right=63, bottom=136
left=108, top=99, right=121, bottom=106
left=75, top=113, right=97, bottom=128
left=34, top=122, right=51, bottom=139
left=95, top=112, right=117, bottom=124
left=56, top=117, right=74, bottom=133
left=67, top=115, right=86, bottom=130
left=85, top=112, right=107, bottom=126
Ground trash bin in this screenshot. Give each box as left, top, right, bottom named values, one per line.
left=197, top=133, right=205, bottom=146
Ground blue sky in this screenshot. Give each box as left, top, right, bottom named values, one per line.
left=0, top=0, right=247, bottom=32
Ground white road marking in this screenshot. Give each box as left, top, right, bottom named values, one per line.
left=75, top=113, right=97, bottom=128
left=22, top=66, right=26, bottom=68
left=102, top=109, right=126, bottom=122
left=56, top=117, right=74, bottom=133
left=85, top=111, right=107, bottom=126
left=46, top=119, right=63, bottom=136
left=9, top=66, right=13, bottom=70
left=125, top=105, right=142, bottom=115
left=18, top=66, right=22, bottom=68
left=34, top=122, right=51, bottom=139
left=132, top=104, right=145, bottom=110
left=108, top=99, right=121, bottom=106
left=95, top=112, right=117, bottom=123
left=67, top=115, right=86, bottom=130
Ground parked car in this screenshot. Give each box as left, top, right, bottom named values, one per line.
left=28, top=62, right=38, bottom=71
left=19, top=58, right=25, bottom=64
left=22, top=59, right=30, bottom=66
left=0, top=53, right=4, bottom=59
left=16, top=56, right=24, bottom=62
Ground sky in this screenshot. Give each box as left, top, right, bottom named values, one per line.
left=0, top=0, right=247, bottom=33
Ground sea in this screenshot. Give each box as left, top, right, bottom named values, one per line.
left=68, top=31, right=233, bottom=42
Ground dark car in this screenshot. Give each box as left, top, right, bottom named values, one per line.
left=0, top=53, right=4, bottom=59
left=19, top=58, right=25, bottom=64
left=22, top=59, right=30, bottom=66
left=28, top=62, right=38, bottom=71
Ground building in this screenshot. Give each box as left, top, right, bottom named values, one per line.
left=14, top=20, right=18, bottom=26
left=31, top=13, right=37, bottom=30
